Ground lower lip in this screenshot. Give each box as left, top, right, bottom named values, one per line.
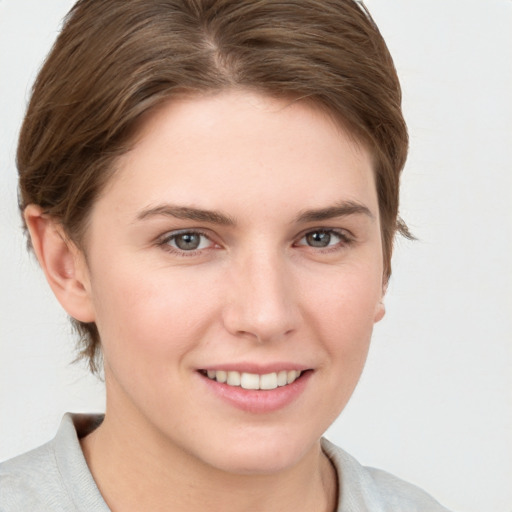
left=198, top=371, right=312, bottom=414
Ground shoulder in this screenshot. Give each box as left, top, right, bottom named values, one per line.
left=0, top=438, right=68, bottom=511
left=321, top=438, right=453, bottom=512
left=0, top=414, right=108, bottom=512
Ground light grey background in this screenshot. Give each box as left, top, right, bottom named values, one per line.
left=1, top=1, right=511, bottom=511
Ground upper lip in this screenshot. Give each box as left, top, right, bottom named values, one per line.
left=198, top=363, right=311, bottom=374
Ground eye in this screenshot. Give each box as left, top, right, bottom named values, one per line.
left=296, top=229, right=351, bottom=249
left=160, top=230, right=215, bottom=253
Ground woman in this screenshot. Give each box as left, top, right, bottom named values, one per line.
left=1, top=1, right=451, bottom=510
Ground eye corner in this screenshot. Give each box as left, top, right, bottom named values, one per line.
left=157, top=229, right=220, bottom=256
left=294, top=228, right=355, bottom=251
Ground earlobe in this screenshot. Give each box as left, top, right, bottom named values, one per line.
left=374, top=300, right=386, bottom=323
left=24, top=205, right=95, bottom=323
left=374, top=281, right=387, bottom=323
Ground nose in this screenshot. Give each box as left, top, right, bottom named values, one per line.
left=222, top=249, right=300, bottom=343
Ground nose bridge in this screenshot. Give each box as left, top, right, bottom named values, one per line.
left=223, top=246, right=298, bottom=342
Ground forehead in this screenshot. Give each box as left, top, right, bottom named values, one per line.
left=96, top=89, right=378, bottom=223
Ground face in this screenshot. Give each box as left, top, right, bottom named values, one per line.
left=79, top=90, right=385, bottom=474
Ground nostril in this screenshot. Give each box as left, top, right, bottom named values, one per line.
left=220, top=269, right=300, bottom=342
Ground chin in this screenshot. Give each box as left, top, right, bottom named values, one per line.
left=194, top=425, right=322, bottom=475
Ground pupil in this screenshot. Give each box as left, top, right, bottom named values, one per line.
left=306, top=231, right=330, bottom=247
left=176, top=233, right=200, bottom=250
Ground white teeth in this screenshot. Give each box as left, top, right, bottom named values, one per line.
left=216, top=370, right=227, bottom=383
left=287, top=370, right=299, bottom=384
left=260, top=372, right=278, bottom=390
left=277, top=370, right=288, bottom=387
left=240, top=373, right=260, bottom=390
left=204, top=370, right=303, bottom=389
left=227, top=371, right=241, bottom=386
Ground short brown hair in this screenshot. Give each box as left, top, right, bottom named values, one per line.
left=17, top=0, right=410, bottom=372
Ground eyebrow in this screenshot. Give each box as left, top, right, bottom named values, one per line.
left=136, top=205, right=236, bottom=226
left=135, top=200, right=373, bottom=226
left=294, top=201, right=374, bottom=223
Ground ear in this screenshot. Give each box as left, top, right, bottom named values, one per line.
left=24, top=205, right=95, bottom=323
left=374, top=280, right=388, bottom=323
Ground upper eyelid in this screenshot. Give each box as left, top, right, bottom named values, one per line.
left=156, top=227, right=353, bottom=250
left=156, top=229, right=217, bottom=249
left=293, top=229, right=355, bottom=251
left=157, top=230, right=219, bottom=257
left=295, top=227, right=354, bottom=240
left=159, top=228, right=213, bottom=241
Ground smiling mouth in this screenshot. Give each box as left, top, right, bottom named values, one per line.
left=199, top=369, right=303, bottom=390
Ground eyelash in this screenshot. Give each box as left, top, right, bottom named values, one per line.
left=157, top=229, right=216, bottom=257
left=294, top=229, right=354, bottom=253
left=157, top=228, right=354, bottom=257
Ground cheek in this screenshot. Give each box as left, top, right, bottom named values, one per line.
left=310, top=257, right=383, bottom=316
left=305, top=262, right=382, bottom=361
left=293, top=267, right=380, bottom=429
left=90, top=264, right=221, bottom=366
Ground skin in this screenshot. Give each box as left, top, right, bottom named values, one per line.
left=26, top=90, right=386, bottom=512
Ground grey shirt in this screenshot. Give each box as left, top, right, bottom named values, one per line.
left=1, top=414, right=451, bottom=511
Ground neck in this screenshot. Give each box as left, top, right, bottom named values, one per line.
left=80, top=409, right=337, bottom=512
